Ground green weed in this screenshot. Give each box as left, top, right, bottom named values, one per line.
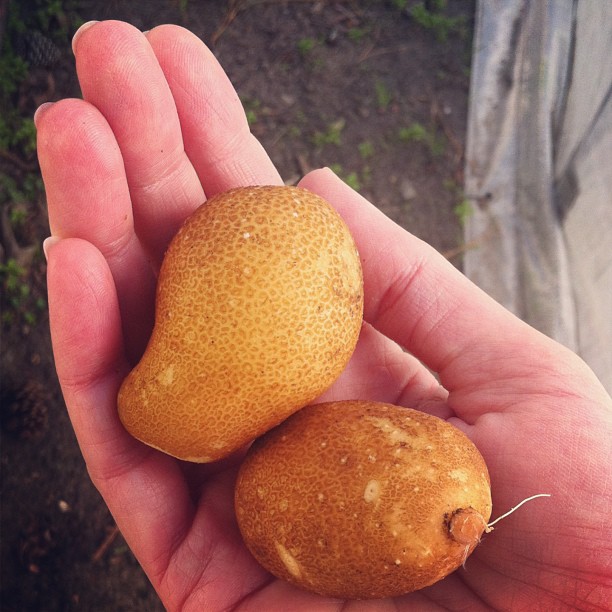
left=358, top=141, right=374, bottom=159
left=297, top=37, right=318, bottom=56
left=398, top=122, right=446, bottom=156
left=409, top=0, right=465, bottom=43
left=428, top=133, right=446, bottom=156
left=375, top=81, right=392, bottom=112
left=286, top=110, right=307, bottom=139
left=0, top=258, right=46, bottom=326
left=0, top=52, right=28, bottom=98
left=0, top=173, right=43, bottom=206
left=398, top=122, right=429, bottom=143
left=312, top=119, right=345, bottom=148
left=240, top=96, right=262, bottom=126
left=9, top=204, right=28, bottom=227
left=330, top=164, right=361, bottom=191
left=343, top=172, right=361, bottom=192
left=454, top=198, right=473, bottom=226
left=443, top=177, right=459, bottom=192
left=287, top=125, right=302, bottom=139
left=348, top=27, right=368, bottom=42
left=14, top=118, right=37, bottom=155
left=444, top=179, right=474, bottom=226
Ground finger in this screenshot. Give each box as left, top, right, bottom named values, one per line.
left=299, top=169, right=565, bottom=421
left=146, top=25, right=283, bottom=195
left=73, top=20, right=205, bottom=262
left=47, top=238, right=127, bottom=395
left=318, top=322, right=451, bottom=419
left=45, top=237, right=195, bottom=579
left=36, top=98, right=156, bottom=361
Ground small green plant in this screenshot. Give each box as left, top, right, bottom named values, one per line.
left=297, top=37, right=325, bottom=70
left=443, top=177, right=463, bottom=197
left=375, top=81, right=392, bottom=112
left=361, top=164, right=373, bottom=185
left=343, top=172, right=361, bottom=192
left=409, top=0, right=465, bottom=43
left=398, top=122, right=429, bottom=143
left=286, top=109, right=307, bottom=140
left=0, top=258, right=46, bottom=326
left=358, top=141, right=374, bottom=159
left=287, top=125, right=302, bottom=139
left=454, top=198, right=473, bottom=226
left=444, top=179, right=474, bottom=226
left=0, top=112, right=37, bottom=158
left=297, top=37, right=317, bottom=56
left=0, top=53, right=28, bottom=98
left=329, top=164, right=361, bottom=192
left=428, top=133, right=447, bottom=156
left=0, top=47, right=32, bottom=157
left=312, top=119, right=345, bottom=148
left=1, top=259, right=26, bottom=293
left=34, top=0, right=71, bottom=37
left=240, top=96, right=262, bottom=126
left=398, top=122, right=446, bottom=157
left=0, top=173, right=43, bottom=206
left=9, top=204, right=28, bottom=227
left=348, top=27, right=368, bottom=42
left=13, top=118, right=37, bottom=155
left=392, top=0, right=408, bottom=10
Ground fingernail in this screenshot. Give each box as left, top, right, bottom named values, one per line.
left=72, top=20, right=99, bottom=55
left=43, top=236, right=60, bottom=262
left=34, top=102, right=55, bottom=127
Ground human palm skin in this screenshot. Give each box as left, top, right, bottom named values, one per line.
left=36, top=20, right=612, bottom=611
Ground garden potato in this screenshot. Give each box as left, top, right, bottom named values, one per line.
left=235, top=400, right=492, bottom=599
left=118, top=186, right=363, bottom=462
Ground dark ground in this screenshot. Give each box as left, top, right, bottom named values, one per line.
left=1, top=1, right=474, bottom=609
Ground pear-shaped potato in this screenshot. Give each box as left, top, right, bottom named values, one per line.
left=235, top=400, right=492, bottom=599
left=118, top=186, right=363, bottom=462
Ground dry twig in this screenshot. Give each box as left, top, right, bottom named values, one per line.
left=91, top=525, right=120, bottom=563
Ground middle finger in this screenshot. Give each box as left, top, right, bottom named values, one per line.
left=146, top=24, right=283, bottom=197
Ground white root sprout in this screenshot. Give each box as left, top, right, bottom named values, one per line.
left=485, top=493, right=552, bottom=533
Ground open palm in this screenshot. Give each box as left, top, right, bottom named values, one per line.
left=37, top=21, right=611, bottom=611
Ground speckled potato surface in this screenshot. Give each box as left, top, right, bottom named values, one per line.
left=235, top=400, right=492, bottom=599
left=118, top=186, right=363, bottom=462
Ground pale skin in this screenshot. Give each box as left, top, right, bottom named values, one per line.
left=36, top=20, right=612, bottom=612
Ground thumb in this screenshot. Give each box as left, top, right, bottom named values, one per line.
left=299, top=168, right=609, bottom=420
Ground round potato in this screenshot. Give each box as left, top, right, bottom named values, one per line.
left=118, top=186, right=363, bottom=462
left=234, top=400, right=492, bottom=599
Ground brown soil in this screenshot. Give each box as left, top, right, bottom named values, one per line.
left=1, top=1, right=474, bottom=609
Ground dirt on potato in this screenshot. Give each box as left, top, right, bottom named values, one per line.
left=1, top=1, right=474, bottom=609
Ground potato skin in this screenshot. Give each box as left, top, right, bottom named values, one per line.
left=118, top=186, right=363, bottom=462
left=234, top=401, right=492, bottom=599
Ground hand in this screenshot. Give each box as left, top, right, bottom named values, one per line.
left=37, top=21, right=612, bottom=611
